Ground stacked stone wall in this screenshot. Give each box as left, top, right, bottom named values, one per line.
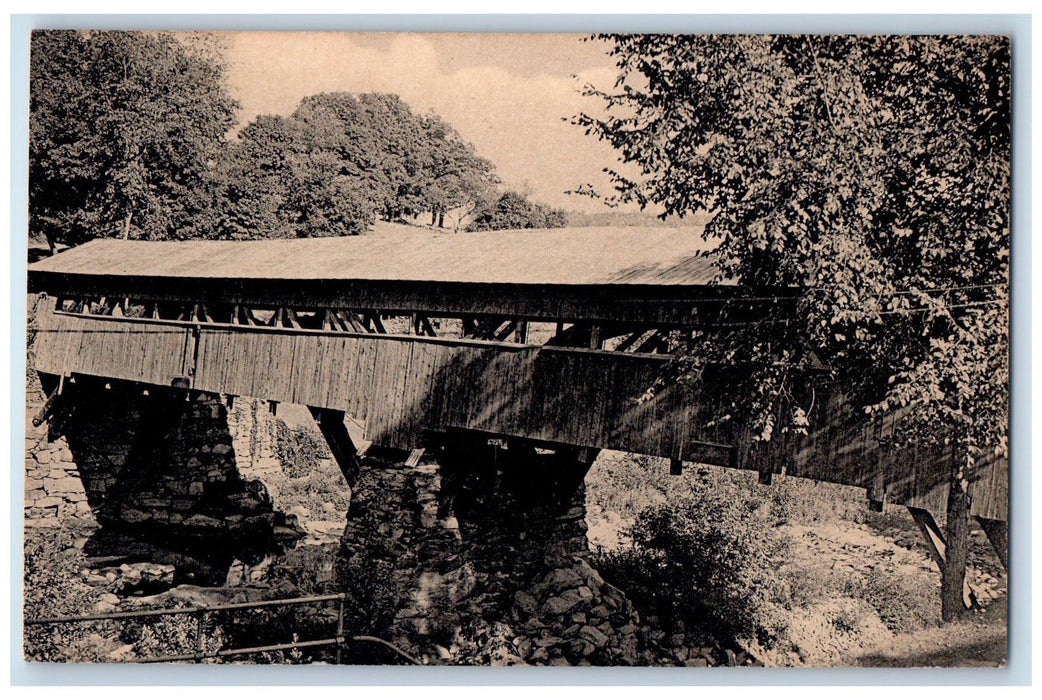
left=24, top=382, right=296, bottom=545
left=24, top=408, right=94, bottom=527
left=338, top=440, right=642, bottom=665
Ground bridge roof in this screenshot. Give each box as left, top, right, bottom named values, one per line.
left=29, top=225, right=727, bottom=288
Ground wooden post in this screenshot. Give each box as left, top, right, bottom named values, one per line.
left=669, top=458, right=683, bottom=476
left=308, top=407, right=362, bottom=488
left=335, top=595, right=346, bottom=665
left=589, top=326, right=602, bottom=350
left=194, top=608, right=206, bottom=662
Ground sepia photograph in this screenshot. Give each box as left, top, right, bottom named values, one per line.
left=20, top=27, right=1011, bottom=671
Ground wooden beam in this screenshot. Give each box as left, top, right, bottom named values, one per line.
left=976, top=516, right=1008, bottom=570
left=494, top=320, right=519, bottom=342
left=308, top=407, right=362, bottom=488
left=30, top=270, right=773, bottom=328
left=368, top=313, right=386, bottom=334
left=420, top=316, right=437, bottom=337
left=285, top=308, right=302, bottom=329
left=331, top=310, right=354, bottom=332
left=907, top=507, right=977, bottom=610
left=908, top=506, right=948, bottom=570
left=635, top=330, right=665, bottom=353
left=32, top=375, right=67, bottom=427
left=614, top=330, right=646, bottom=353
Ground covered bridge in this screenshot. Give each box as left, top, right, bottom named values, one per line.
left=27, top=225, right=1007, bottom=553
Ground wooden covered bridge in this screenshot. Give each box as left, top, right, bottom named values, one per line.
left=27, top=226, right=1007, bottom=586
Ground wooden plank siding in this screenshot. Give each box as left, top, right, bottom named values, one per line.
left=32, top=302, right=1007, bottom=521
left=34, top=299, right=191, bottom=387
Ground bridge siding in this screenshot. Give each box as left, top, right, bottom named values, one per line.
left=35, top=306, right=191, bottom=386
left=32, top=302, right=1007, bottom=521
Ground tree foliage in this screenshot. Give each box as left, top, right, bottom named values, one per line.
left=30, top=30, right=238, bottom=248
left=467, top=190, right=568, bottom=231
left=208, top=92, right=500, bottom=238
left=576, top=35, right=1010, bottom=461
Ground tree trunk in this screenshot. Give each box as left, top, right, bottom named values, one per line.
left=941, top=447, right=973, bottom=622
left=121, top=211, right=133, bottom=240
left=438, top=210, right=445, bottom=228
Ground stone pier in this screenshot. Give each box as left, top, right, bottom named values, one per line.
left=337, top=437, right=641, bottom=666
left=24, top=379, right=304, bottom=581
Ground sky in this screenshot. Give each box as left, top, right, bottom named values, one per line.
left=218, top=32, right=630, bottom=213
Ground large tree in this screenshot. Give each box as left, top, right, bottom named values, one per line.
left=30, top=30, right=238, bottom=249
left=209, top=92, right=499, bottom=237
left=576, top=34, right=1009, bottom=621
left=416, top=113, right=499, bottom=231
left=208, top=113, right=377, bottom=239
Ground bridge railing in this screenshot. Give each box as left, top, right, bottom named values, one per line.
left=24, top=592, right=419, bottom=664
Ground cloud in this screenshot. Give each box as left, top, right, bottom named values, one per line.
left=224, top=32, right=627, bottom=212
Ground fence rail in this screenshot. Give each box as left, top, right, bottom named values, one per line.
left=25, top=592, right=419, bottom=665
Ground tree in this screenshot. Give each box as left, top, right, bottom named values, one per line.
left=467, top=190, right=569, bottom=231
left=207, top=113, right=376, bottom=239
left=576, top=34, right=1009, bottom=621
left=30, top=30, right=238, bottom=250
left=416, top=113, right=499, bottom=231
left=208, top=92, right=499, bottom=237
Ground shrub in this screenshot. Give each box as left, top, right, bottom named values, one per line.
left=23, top=527, right=122, bottom=662
left=121, top=610, right=225, bottom=661
left=596, top=476, right=791, bottom=646
left=275, top=423, right=330, bottom=479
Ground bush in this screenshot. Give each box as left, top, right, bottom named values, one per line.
left=120, top=610, right=225, bottom=661
left=275, top=423, right=330, bottom=479
left=595, top=476, right=791, bottom=646
left=23, top=527, right=122, bottom=662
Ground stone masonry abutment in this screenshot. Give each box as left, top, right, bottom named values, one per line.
left=25, top=378, right=305, bottom=583
left=337, top=436, right=641, bottom=665
left=26, top=376, right=642, bottom=664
